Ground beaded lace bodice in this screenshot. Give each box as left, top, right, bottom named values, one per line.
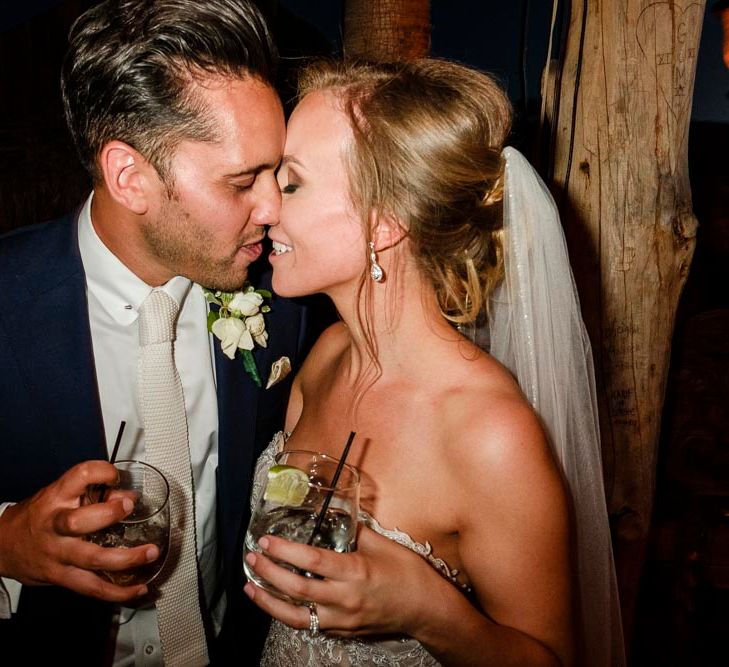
left=250, top=432, right=466, bottom=667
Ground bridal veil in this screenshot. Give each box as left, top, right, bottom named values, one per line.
left=486, top=147, right=626, bottom=666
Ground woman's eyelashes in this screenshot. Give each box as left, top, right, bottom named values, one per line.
left=278, top=163, right=303, bottom=194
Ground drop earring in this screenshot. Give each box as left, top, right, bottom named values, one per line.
left=369, top=241, right=384, bottom=282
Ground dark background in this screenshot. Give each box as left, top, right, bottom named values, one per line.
left=1, top=2, right=727, bottom=664
left=1, top=0, right=726, bottom=231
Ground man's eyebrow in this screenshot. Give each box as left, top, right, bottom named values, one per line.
left=223, top=161, right=280, bottom=178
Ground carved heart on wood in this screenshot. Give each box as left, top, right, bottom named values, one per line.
left=635, top=2, right=704, bottom=127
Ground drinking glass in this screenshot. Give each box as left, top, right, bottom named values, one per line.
left=84, top=460, right=170, bottom=586
left=244, top=449, right=360, bottom=602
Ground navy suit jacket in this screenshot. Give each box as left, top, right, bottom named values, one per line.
left=0, top=213, right=312, bottom=664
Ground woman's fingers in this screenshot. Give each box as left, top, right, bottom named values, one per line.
left=245, top=549, right=377, bottom=635
left=245, top=550, right=331, bottom=604
left=244, top=581, right=312, bottom=631
left=243, top=578, right=365, bottom=637
left=257, top=535, right=352, bottom=580
left=245, top=527, right=431, bottom=637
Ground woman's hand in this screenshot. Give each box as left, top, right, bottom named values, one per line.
left=244, top=523, right=447, bottom=638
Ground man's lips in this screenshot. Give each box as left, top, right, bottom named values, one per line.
left=239, top=241, right=263, bottom=260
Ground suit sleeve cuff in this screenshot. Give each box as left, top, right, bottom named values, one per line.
left=0, top=502, right=22, bottom=618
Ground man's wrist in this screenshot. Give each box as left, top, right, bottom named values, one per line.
left=0, top=502, right=17, bottom=577
left=0, top=502, right=23, bottom=617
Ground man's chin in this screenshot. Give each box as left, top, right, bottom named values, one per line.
left=192, top=265, right=249, bottom=291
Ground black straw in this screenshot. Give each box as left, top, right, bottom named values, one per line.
left=307, top=431, right=357, bottom=546
left=98, top=421, right=126, bottom=502
left=110, top=421, right=126, bottom=464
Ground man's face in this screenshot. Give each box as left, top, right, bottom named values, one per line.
left=142, top=75, right=285, bottom=290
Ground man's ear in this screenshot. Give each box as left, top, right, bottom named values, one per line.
left=371, top=211, right=407, bottom=252
left=98, top=141, right=157, bottom=215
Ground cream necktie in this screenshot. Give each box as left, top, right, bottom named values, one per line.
left=138, top=289, right=209, bottom=667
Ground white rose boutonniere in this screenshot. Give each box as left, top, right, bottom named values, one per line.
left=203, top=284, right=271, bottom=387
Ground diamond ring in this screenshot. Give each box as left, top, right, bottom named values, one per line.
left=308, top=602, right=320, bottom=637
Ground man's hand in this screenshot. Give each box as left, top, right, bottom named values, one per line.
left=0, top=461, right=159, bottom=602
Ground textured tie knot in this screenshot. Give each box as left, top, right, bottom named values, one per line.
left=138, top=289, right=180, bottom=346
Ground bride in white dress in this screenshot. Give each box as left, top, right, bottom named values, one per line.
left=244, top=59, right=624, bottom=667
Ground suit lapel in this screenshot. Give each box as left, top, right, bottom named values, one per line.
left=0, top=216, right=106, bottom=486
left=214, top=285, right=304, bottom=573
left=214, top=335, right=259, bottom=573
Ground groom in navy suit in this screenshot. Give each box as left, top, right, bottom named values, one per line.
left=0, top=1, right=309, bottom=664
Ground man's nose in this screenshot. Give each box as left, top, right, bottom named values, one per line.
left=250, top=174, right=281, bottom=227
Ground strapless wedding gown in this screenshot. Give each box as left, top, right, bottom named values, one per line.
left=250, top=433, right=470, bottom=667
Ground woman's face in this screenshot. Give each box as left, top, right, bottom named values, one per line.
left=268, top=90, right=366, bottom=299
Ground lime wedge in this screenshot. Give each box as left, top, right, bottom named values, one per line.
left=264, top=465, right=309, bottom=506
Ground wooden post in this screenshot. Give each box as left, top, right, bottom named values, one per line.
left=342, top=0, right=430, bottom=60
left=546, top=0, right=704, bottom=647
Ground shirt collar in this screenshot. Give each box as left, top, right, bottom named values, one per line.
left=78, top=193, right=192, bottom=326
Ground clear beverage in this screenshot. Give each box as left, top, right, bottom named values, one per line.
left=244, top=450, right=360, bottom=603
left=86, top=510, right=169, bottom=586
left=83, top=460, right=170, bottom=586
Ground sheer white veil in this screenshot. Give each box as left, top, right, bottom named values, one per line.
left=485, top=147, right=625, bottom=666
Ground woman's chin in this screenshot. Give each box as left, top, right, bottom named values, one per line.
left=271, top=273, right=302, bottom=299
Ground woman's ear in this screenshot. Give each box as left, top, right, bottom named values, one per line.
left=371, top=211, right=407, bottom=252
left=98, top=140, right=157, bottom=215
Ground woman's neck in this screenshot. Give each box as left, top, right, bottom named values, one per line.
left=330, top=262, right=461, bottom=384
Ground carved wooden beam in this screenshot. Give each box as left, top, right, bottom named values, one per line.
left=546, top=0, right=704, bottom=648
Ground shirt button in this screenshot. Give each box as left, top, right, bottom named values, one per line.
left=144, top=644, right=155, bottom=655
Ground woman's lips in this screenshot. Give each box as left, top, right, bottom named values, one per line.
left=269, top=240, right=293, bottom=261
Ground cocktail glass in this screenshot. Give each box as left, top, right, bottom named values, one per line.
left=84, top=459, right=170, bottom=586
left=244, top=449, right=360, bottom=602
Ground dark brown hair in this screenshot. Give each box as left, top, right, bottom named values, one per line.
left=62, top=0, right=277, bottom=183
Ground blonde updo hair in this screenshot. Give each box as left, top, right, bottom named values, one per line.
left=297, top=58, right=512, bottom=326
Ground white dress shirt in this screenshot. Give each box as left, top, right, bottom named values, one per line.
left=1, top=194, right=225, bottom=666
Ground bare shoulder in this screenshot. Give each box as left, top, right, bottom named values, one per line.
left=434, top=352, right=559, bottom=497
left=435, top=353, right=573, bottom=664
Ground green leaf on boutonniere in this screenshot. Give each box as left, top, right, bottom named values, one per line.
left=203, top=284, right=270, bottom=386
left=242, top=349, right=261, bottom=387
